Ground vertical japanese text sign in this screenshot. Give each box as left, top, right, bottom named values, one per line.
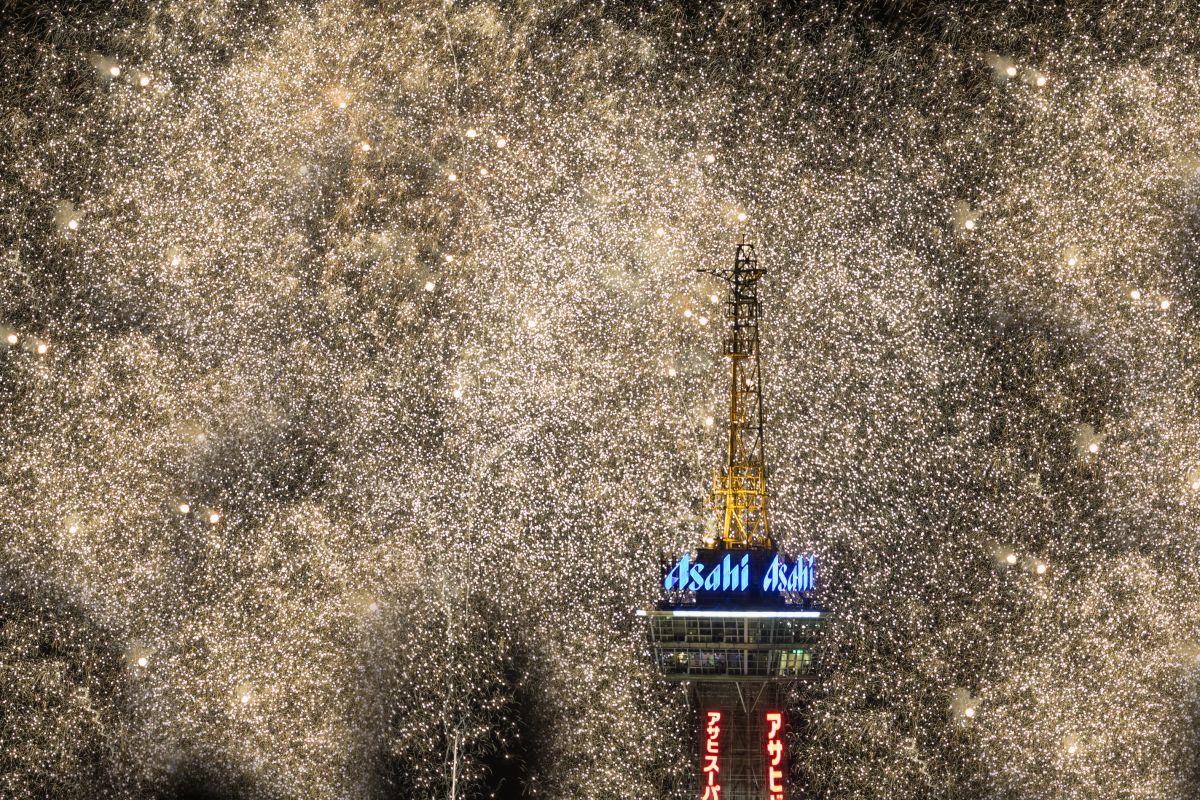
left=766, top=711, right=784, bottom=800
left=702, top=710, right=722, bottom=799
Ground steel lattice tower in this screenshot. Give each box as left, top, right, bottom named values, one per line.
left=643, top=236, right=830, bottom=800
left=701, top=235, right=772, bottom=550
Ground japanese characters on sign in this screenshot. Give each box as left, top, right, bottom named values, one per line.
left=766, top=711, right=784, bottom=800
left=702, top=710, right=722, bottom=800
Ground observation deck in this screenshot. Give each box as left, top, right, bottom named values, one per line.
left=639, top=606, right=830, bottom=682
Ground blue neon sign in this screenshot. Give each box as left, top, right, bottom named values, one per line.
left=761, top=554, right=816, bottom=593
left=664, top=552, right=750, bottom=592
left=663, top=551, right=817, bottom=594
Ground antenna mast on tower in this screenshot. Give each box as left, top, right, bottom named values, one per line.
left=700, top=233, right=772, bottom=550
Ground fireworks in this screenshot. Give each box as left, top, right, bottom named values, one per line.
left=2, top=1, right=1200, bottom=798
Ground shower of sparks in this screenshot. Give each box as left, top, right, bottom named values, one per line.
left=2, top=1, right=1200, bottom=798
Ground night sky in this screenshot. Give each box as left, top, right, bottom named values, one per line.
left=3, top=1, right=1200, bottom=798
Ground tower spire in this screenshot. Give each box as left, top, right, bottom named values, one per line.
left=700, top=233, right=772, bottom=550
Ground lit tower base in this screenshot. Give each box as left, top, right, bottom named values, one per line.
left=643, top=237, right=830, bottom=800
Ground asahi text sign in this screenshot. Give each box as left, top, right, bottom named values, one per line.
left=663, top=548, right=817, bottom=603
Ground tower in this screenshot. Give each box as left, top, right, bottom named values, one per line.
left=704, top=235, right=771, bottom=550
left=642, top=236, right=829, bottom=800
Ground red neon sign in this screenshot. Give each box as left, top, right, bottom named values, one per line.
left=766, top=711, right=784, bottom=800
left=702, top=709, right=722, bottom=799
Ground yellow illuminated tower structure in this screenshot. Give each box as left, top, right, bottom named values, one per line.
left=704, top=234, right=773, bottom=551
left=641, top=236, right=828, bottom=800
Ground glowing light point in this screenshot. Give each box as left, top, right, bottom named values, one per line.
left=1036, top=74, right=1047, bottom=87
left=208, top=512, right=221, bottom=525
left=109, top=65, right=121, bottom=77
left=136, top=656, right=148, bottom=668
left=1131, top=289, right=1141, bottom=300
left=683, top=309, right=693, bottom=318
left=1067, top=256, right=1077, bottom=267
left=139, top=74, right=151, bottom=87
left=240, top=692, right=252, bottom=705
left=698, top=316, right=709, bottom=326
left=1191, top=479, right=1200, bottom=492
left=36, top=343, right=48, bottom=354
left=655, top=227, right=665, bottom=237
left=178, top=503, right=190, bottom=514
left=1036, top=562, right=1048, bottom=575
left=452, top=387, right=463, bottom=400
left=424, top=280, right=436, bottom=292
left=1067, top=743, right=1078, bottom=755
left=67, top=219, right=79, bottom=231
left=360, top=141, right=371, bottom=152
left=667, top=367, right=677, bottom=378
left=1006, top=65, right=1017, bottom=77
left=736, top=211, right=748, bottom=222
left=1006, top=552, right=1018, bottom=565
left=1160, top=298, right=1171, bottom=310
left=1087, top=442, right=1099, bottom=454
left=448, top=172, right=457, bottom=182
left=704, top=153, right=716, bottom=164
left=444, top=254, right=454, bottom=263
left=964, top=707, right=975, bottom=718
left=465, top=128, right=477, bottom=138
left=495, top=137, right=507, bottom=148
left=704, top=415, right=715, bottom=428
left=963, top=219, right=975, bottom=230
left=5, top=334, right=16, bottom=345
left=170, top=255, right=181, bottom=267
left=68, top=524, right=79, bottom=535
left=709, top=293, right=719, bottom=304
